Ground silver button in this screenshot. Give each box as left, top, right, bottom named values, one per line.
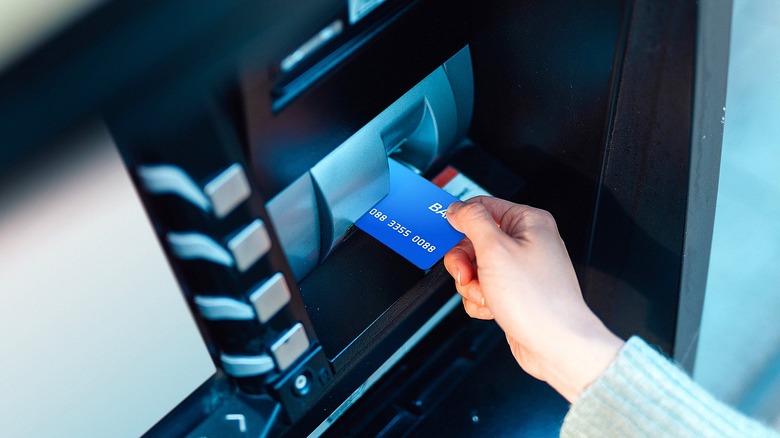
left=194, top=295, right=254, bottom=321
left=270, top=323, right=309, bottom=371
left=227, top=219, right=271, bottom=272
left=167, top=232, right=234, bottom=267
left=204, top=163, right=252, bottom=218
left=137, top=164, right=211, bottom=212
left=249, top=273, right=291, bottom=323
left=221, top=353, right=275, bottom=377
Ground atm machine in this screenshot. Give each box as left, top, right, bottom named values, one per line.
left=0, top=0, right=730, bottom=436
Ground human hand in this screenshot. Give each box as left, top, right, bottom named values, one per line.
left=444, top=197, right=624, bottom=402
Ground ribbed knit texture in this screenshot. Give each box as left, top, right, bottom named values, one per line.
left=561, top=336, right=778, bottom=437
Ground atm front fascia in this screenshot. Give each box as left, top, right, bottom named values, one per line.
left=0, top=0, right=730, bottom=436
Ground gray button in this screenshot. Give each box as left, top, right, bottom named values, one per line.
left=227, top=219, right=271, bottom=272
left=137, top=164, right=211, bottom=212
left=194, top=295, right=254, bottom=321
left=167, top=232, right=234, bottom=267
left=204, top=163, right=252, bottom=219
left=249, top=273, right=291, bottom=323
left=270, top=323, right=310, bottom=371
left=221, top=353, right=275, bottom=377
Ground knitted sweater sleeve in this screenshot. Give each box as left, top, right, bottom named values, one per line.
left=560, top=336, right=778, bottom=437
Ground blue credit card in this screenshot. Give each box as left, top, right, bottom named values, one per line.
left=355, top=160, right=465, bottom=270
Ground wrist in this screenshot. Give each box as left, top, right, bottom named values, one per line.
left=547, top=320, right=624, bottom=403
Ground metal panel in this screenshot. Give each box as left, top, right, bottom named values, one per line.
left=266, top=173, right=322, bottom=280
left=675, top=0, right=732, bottom=372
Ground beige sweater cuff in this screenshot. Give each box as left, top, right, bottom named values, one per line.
left=560, top=336, right=777, bottom=437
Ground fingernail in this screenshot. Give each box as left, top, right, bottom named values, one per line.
left=452, top=266, right=461, bottom=286
left=480, top=296, right=485, bottom=306
left=447, top=201, right=464, bottom=216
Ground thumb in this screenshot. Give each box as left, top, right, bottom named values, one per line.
left=447, top=201, right=504, bottom=251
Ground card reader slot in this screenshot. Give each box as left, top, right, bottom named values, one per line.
left=309, top=123, right=390, bottom=261
left=380, top=66, right=458, bottom=173
left=266, top=174, right=321, bottom=280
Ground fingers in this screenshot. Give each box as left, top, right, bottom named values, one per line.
left=446, top=198, right=504, bottom=243
left=450, top=235, right=476, bottom=260
left=456, top=277, right=485, bottom=305
left=444, top=248, right=484, bottom=304
left=444, top=237, right=485, bottom=306
left=500, top=203, right=558, bottom=239
left=444, top=238, right=476, bottom=286
left=448, top=196, right=523, bottom=229
left=447, top=197, right=527, bottom=256
left=448, top=197, right=559, bottom=245
left=462, top=297, right=493, bottom=320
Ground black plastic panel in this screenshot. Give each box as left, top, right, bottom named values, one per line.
left=298, top=229, right=424, bottom=359
left=410, top=342, right=569, bottom=436
left=583, top=0, right=697, bottom=354
left=243, top=0, right=470, bottom=198
left=467, top=0, right=626, bottom=267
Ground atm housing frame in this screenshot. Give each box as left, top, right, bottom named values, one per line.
left=0, top=0, right=730, bottom=435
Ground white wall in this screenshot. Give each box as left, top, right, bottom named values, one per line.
left=0, top=124, right=215, bottom=437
